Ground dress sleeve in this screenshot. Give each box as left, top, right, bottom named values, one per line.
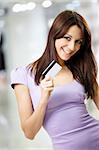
left=10, top=66, right=28, bottom=89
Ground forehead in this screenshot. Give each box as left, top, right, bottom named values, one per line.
left=65, top=25, right=83, bottom=38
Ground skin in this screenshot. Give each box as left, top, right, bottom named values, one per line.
left=14, top=25, right=99, bottom=140
left=55, top=25, right=83, bottom=66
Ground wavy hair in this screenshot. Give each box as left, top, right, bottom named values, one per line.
left=28, top=10, right=98, bottom=100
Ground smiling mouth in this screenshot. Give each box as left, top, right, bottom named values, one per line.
left=61, top=47, right=71, bottom=55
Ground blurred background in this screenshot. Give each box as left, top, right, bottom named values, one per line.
left=0, top=0, right=99, bottom=149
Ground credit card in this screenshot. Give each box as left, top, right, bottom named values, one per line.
left=42, top=60, right=62, bottom=78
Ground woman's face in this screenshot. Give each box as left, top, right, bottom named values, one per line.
left=55, top=25, right=83, bottom=66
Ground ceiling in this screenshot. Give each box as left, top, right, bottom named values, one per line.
left=0, top=0, right=68, bottom=3
left=0, top=0, right=68, bottom=5
left=0, top=0, right=96, bottom=5
left=0, top=0, right=98, bottom=15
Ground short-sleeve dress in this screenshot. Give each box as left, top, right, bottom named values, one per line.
left=10, top=66, right=99, bottom=150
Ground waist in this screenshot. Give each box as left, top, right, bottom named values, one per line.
left=43, top=104, right=98, bottom=137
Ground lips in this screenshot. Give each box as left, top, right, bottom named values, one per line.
left=61, top=47, right=71, bottom=54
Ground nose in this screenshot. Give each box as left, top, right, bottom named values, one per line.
left=68, top=41, right=75, bottom=51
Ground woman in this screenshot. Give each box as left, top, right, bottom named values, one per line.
left=11, top=10, right=99, bottom=150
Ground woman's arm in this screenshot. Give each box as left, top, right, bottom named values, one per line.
left=94, top=86, right=99, bottom=110
left=14, top=76, right=53, bottom=140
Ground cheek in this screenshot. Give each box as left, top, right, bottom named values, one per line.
left=55, top=41, right=62, bottom=57
left=55, top=40, right=58, bottom=50
left=55, top=41, right=60, bottom=55
left=55, top=39, right=64, bottom=49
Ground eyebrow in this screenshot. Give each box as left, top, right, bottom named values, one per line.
left=64, top=34, right=84, bottom=40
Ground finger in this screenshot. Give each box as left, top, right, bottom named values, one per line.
left=40, top=77, right=54, bottom=88
left=40, top=83, right=53, bottom=89
left=40, top=81, right=54, bottom=89
left=45, top=80, right=53, bottom=86
left=45, top=75, right=52, bottom=81
left=44, top=87, right=54, bottom=91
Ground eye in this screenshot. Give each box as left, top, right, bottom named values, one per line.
left=63, top=36, right=71, bottom=41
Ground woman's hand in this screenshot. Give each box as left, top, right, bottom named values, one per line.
left=40, top=76, right=54, bottom=101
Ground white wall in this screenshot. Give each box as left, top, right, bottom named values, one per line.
left=4, top=5, right=52, bottom=150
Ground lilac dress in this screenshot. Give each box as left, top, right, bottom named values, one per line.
left=10, top=66, right=99, bottom=150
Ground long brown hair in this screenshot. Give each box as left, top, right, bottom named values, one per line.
left=28, top=10, right=98, bottom=100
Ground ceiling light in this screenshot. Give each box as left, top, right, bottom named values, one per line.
left=12, top=4, right=22, bottom=12
left=12, top=2, right=36, bottom=13
left=20, top=4, right=27, bottom=12
left=42, top=0, right=52, bottom=8
left=27, top=2, right=36, bottom=10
